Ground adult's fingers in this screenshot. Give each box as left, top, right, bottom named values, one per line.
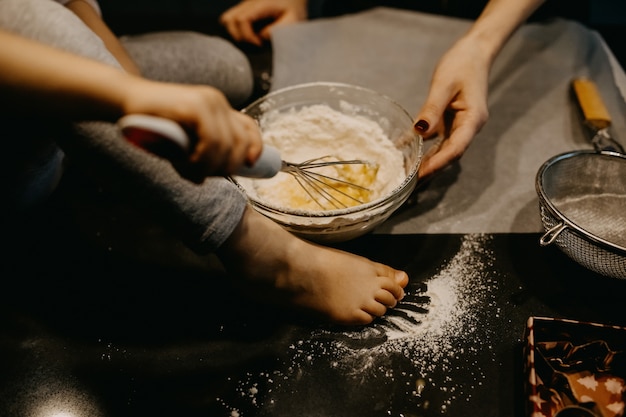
left=223, top=17, right=263, bottom=46
left=417, top=120, right=476, bottom=181
left=413, top=80, right=457, bottom=139
left=220, top=5, right=267, bottom=45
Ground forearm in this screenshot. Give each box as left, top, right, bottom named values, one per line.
left=462, top=0, right=546, bottom=63
left=63, top=0, right=141, bottom=75
left=0, top=29, right=137, bottom=120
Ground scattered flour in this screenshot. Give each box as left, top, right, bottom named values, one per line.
left=240, top=104, right=407, bottom=211
left=219, top=235, right=501, bottom=416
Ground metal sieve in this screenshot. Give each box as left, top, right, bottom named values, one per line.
left=536, top=150, right=626, bottom=278
left=535, top=79, right=626, bottom=278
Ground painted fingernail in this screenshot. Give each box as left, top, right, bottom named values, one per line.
left=414, top=119, right=429, bottom=133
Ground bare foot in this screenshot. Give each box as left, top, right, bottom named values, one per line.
left=217, top=206, right=409, bottom=325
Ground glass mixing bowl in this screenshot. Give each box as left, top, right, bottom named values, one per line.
left=231, top=82, right=423, bottom=243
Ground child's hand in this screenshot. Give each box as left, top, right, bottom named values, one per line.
left=121, top=80, right=264, bottom=182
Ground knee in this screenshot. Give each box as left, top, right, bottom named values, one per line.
left=123, top=31, right=254, bottom=107
left=200, top=34, right=254, bottom=107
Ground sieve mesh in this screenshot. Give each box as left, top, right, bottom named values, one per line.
left=537, top=151, right=626, bottom=279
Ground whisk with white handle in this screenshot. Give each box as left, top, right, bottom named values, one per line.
left=117, top=114, right=375, bottom=209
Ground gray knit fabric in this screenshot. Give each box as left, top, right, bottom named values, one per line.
left=121, top=31, right=253, bottom=106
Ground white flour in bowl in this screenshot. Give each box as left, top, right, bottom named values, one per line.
left=246, top=104, right=407, bottom=211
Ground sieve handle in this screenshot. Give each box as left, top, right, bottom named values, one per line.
left=117, top=114, right=281, bottom=178
left=571, top=78, right=625, bottom=153
left=539, top=222, right=568, bottom=247
left=571, top=78, right=611, bottom=131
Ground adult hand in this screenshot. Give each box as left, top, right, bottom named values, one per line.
left=220, top=0, right=308, bottom=46
left=413, top=0, right=547, bottom=184
left=413, top=36, right=491, bottom=184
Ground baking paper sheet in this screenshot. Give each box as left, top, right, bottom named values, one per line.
left=270, top=7, right=626, bottom=233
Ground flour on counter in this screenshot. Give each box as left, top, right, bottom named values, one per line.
left=240, top=104, right=407, bottom=211
left=319, top=234, right=500, bottom=413
left=219, top=235, right=502, bottom=416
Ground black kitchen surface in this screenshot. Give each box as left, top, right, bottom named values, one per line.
left=2, top=172, right=625, bottom=417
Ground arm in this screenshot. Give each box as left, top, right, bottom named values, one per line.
left=414, top=0, right=546, bottom=183
left=63, top=0, right=141, bottom=75
left=220, top=0, right=308, bottom=46
left=0, top=29, right=262, bottom=180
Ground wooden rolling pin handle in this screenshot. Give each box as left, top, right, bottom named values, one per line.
left=571, top=78, right=612, bottom=131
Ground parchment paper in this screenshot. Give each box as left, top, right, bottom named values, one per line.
left=270, top=7, right=626, bottom=234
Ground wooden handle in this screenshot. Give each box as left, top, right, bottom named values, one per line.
left=571, top=78, right=611, bottom=130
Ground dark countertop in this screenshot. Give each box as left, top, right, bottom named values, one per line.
left=2, top=172, right=625, bottom=417
left=3, top=6, right=626, bottom=417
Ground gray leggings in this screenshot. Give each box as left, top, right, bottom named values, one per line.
left=0, top=0, right=253, bottom=252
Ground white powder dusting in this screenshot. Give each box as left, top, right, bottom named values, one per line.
left=239, top=104, right=406, bottom=211
left=219, top=235, right=501, bottom=415
left=327, top=235, right=498, bottom=377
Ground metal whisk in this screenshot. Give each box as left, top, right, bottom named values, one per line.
left=118, top=115, right=375, bottom=209
left=232, top=144, right=377, bottom=209
left=281, top=156, right=376, bottom=209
